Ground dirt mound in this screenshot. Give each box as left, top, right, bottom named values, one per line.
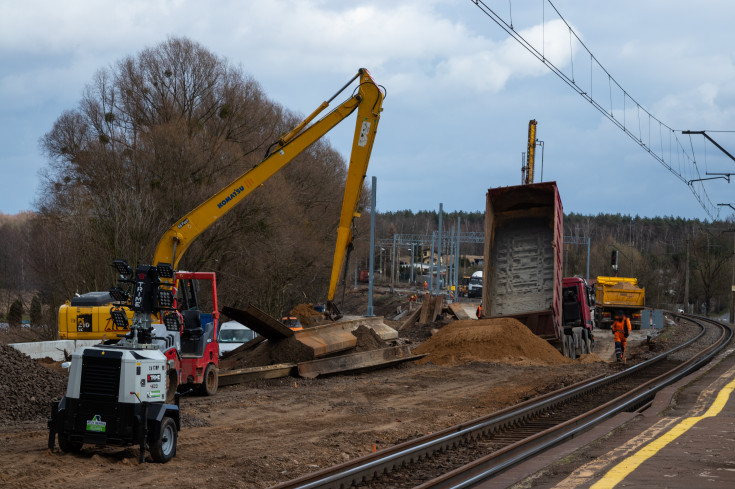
left=0, top=344, right=68, bottom=425
left=352, top=325, right=388, bottom=352
left=575, top=353, right=604, bottom=364
left=413, top=318, right=572, bottom=366
left=221, top=336, right=315, bottom=369
left=289, top=303, right=324, bottom=328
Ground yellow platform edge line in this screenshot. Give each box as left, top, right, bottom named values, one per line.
left=590, top=376, right=735, bottom=489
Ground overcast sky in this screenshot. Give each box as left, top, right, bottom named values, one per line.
left=1, top=0, right=734, bottom=221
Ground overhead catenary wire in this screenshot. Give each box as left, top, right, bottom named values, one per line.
left=468, top=0, right=722, bottom=220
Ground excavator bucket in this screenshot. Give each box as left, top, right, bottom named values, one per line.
left=325, top=301, right=343, bottom=321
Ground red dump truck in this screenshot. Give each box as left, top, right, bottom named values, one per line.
left=481, top=182, right=593, bottom=357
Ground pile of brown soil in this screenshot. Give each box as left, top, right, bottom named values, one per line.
left=220, top=336, right=316, bottom=369
left=289, top=303, right=324, bottom=328
left=413, top=318, right=573, bottom=366
left=576, top=353, right=604, bottom=364
left=0, top=344, right=67, bottom=425
left=352, top=325, right=388, bottom=352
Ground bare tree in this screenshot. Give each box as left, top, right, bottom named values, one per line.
left=33, top=37, right=350, bottom=321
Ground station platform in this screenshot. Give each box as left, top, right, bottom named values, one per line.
left=497, top=332, right=735, bottom=489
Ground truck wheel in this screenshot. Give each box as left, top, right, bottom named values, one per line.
left=57, top=433, right=82, bottom=453
left=198, top=363, right=218, bottom=396
left=148, top=416, right=177, bottom=463
left=566, top=335, right=577, bottom=360
left=581, top=329, right=591, bottom=354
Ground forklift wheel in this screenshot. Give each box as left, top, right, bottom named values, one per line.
left=198, top=363, right=218, bottom=396
left=57, top=433, right=83, bottom=454
left=148, top=416, right=177, bottom=463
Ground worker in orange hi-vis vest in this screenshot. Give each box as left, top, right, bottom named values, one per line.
left=611, top=310, right=630, bottom=363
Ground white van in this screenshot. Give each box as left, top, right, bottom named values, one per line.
left=217, top=321, right=257, bottom=356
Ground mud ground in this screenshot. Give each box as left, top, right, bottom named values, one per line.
left=0, top=290, right=679, bottom=489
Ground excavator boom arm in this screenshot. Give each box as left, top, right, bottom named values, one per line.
left=152, top=69, right=384, bottom=308
left=327, top=74, right=383, bottom=302
left=525, top=119, right=537, bottom=185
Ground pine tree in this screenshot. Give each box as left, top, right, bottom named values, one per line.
left=8, top=299, right=23, bottom=328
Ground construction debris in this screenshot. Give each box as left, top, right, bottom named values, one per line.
left=218, top=307, right=403, bottom=378
left=447, top=302, right=471, bottom=320
left=298, top=345, right=424, bottom=378
left=398, top=307, right=422, bottom=331
left=223, top=305, right=294, bottom=340
left=218, top=363, right=297, bottom=386
left=0, top=344, right=67, bottom=425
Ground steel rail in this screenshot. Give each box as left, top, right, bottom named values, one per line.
left=418, top=315, right=732, bottom=489
left=268, top=315, right=729, bottom=489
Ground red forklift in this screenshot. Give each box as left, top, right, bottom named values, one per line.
left=108, top=261, right=220, bottom=400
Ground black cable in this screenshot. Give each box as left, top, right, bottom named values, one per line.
left=469, top=0, right=719, bottom=219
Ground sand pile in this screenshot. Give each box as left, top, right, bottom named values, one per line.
left=575, top=353, right=604, bottom=364
left=413, top=318, right=573, bottom=366
left=289, top=303, right=324, bottom=328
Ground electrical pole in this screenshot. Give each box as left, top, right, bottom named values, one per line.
left=367, top=177, right=376, bottom=317
left=436, top=203, right=443, bottom=296
left=684, top=236, right=690, bottom=313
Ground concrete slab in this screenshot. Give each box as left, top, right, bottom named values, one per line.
left=218, top=363, right=296, bottom=386
left=297, top=345, right=425, bottom=378
left=9, top=340, right=100, bottom=361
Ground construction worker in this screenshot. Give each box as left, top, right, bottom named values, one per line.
left=476, top=303, right=482, bottom=319
left=611, top=310, right=630, bottom=363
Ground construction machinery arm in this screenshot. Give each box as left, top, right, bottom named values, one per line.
left=325, top=72, right=383, bottom=308
left=151, top=69, right=384, bottom=304
left=524, top=119, right=537, bottom=185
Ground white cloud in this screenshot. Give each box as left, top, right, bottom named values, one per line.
left=1, top=0, right=734, bottom=218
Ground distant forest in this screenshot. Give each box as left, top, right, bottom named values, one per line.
left=366, top=209, right=734, bottom=316
left=1, top=204, right=734, bottom=334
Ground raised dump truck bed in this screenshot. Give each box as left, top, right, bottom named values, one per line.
left=482, top=182, right=563, bottom=344
left=595, top=276, right=646, bottom=329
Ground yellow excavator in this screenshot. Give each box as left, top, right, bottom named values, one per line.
left=58, top=68, right=384, bottom=339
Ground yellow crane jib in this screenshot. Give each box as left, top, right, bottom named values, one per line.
left=525, top=119, right=537, bottom=185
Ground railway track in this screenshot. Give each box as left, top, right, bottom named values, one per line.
left=269, top=314, right=732, bottom=489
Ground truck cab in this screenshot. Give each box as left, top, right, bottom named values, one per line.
left=561, top=276, right=595, bottom=331
left=467, top=271, right=483, bottom=298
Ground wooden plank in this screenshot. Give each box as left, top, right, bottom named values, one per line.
left=222, top=305, right=294, bottom=340
left=448, top=302, right=471, bottom=320
left=419, top=294, right=433, bottom=324
left=218, top=363, right=297, bottom=386
left=293, top=327, right=357, bottom=357
left=431, top=295, right=444, bottom=322
left=297, top=346, right=426, bottom=378
left=398, top=307, right=422, bottom=330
